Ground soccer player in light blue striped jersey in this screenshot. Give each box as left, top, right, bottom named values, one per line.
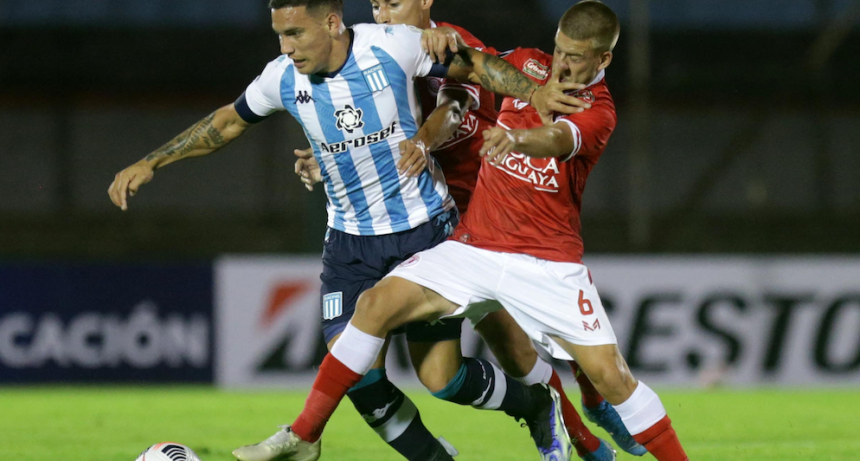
left=108, top=1, right=588, bottom=460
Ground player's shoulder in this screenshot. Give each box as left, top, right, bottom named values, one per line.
left=353, top=23, right=421, bottom=45
left=255, top=54, right=294, bottom=85
left=433, top=21, right=487, bottom=49
left=500, top=47, right=552, bottom=82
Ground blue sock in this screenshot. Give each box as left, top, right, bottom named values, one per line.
left=348, top=369, right=451, bottom=461
left=431, top=357, right=536, bottom=419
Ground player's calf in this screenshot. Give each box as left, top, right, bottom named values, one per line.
left=561, top=342, right=688, bottom=461
left=348, top=369, right=455, bottom=461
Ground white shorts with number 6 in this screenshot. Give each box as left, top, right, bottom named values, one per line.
left=386, top=240, right=617, bottom=360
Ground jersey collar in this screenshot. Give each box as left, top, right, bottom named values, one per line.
left=586, top=69, right=605, bottom=88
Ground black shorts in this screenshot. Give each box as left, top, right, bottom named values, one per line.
left=320, top=210, right=464, bottom=343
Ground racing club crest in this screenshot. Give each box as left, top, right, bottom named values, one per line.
left=335, top=105, right=364, bottom=133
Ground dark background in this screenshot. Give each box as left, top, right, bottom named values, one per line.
left=2, top=0, right=859, bottom=259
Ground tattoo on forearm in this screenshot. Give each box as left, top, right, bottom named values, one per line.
left=477, top=53, right=536, bottom=101
left=145, top=112, right=227, bottom=162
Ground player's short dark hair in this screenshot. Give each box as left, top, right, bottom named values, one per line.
left=559, top=1, right=620, bottom=53
left=268, top=0, right=343, bottom=16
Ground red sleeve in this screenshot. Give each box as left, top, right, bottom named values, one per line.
left=554, top=105, right=617, bottom=162
left=435, top=23, right=491, bottom=110
left=499, top=47, right=529, bottom=67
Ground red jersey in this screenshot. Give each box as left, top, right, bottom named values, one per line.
left=417, top=21, right=498, bottom=215
left=451, top=48, right=617, bottom=264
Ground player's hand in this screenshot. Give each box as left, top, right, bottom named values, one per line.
left=397, top=139, right=430, bottom=177
left=421, top=27, right=464, bottom=63
left=108, top=162, right=154, bottom=211
left=294, top=148, right=322, bottom=191
left=479, top=127, right=516, bottom=167
left=530, top=61, right=592, bottom=124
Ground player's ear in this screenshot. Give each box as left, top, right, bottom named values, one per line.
left=325, top=12, right=343, bottom=36
left=598, top=51, right=612, bottom=72
left=423, top=0, right=435, bottom=10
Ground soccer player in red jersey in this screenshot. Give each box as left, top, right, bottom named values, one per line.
left=279, top=0, right=691, bottom=458
left=292, top=1, right=626, bottom=460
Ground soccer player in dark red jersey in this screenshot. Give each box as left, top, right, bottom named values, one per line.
left=273, top=1, right=689, bottom=461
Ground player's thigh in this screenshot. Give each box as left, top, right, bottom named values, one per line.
left=353, top=276, right=460, bottom=336
left=473, top=308, right=539, bottom=377
left=327, top=333, right=392, bottom=369
left=407, top=338, right=463, bottom=393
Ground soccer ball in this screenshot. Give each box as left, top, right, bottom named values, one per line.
left=135, top=442, right=201, bottom=461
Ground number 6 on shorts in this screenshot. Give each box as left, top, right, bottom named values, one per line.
left=578, top=290, right=594, bottom=316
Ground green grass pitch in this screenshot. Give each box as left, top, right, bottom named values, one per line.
left=1, top=386, right=858, bottom=460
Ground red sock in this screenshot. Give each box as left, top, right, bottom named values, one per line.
left=569, top=361, right=604, bottom=408
left=291, top=354, right=363, bottom=443
left=548, top=370, right=600, bottom=456
left=633, top=416, right=688, bottom=461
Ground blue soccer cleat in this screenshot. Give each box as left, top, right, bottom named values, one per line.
left=582, top=400, right=648, bottom=456
left=580, top=438, right=616, bottom=461
left=521, top=384, right=574, bottom=461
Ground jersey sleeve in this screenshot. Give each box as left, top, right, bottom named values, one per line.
left=234, top=58, right=287, bottom=123
left=370, top=24, right=447, bottom=79
left=554, top=105, right=616, bottom=162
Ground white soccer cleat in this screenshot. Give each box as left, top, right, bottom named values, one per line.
left=232, top=425, right=321, bottom=461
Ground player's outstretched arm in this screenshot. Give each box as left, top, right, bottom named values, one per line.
left=108, top=103, right=251, bottom=210
left=479, top=123, right=574, bottom=165
left=397, top=88, right=473, bottom=177
left=444, top=48, right=590, bottom=117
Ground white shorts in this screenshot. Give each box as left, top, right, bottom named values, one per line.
left=387, top=241, right=617, bottom=360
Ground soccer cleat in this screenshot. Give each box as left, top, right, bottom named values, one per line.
left=580, top=439, right=616, bottom=461
left=523, top=384, right=574, bottom=461
left=582, top=400, right=647, bottom=457
left=232, top=425, right=321, bottom=461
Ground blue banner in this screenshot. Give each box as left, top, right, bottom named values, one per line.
left=0, top=262, right=213, bottom=383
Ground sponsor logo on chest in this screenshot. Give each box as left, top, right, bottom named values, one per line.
left=522, top=59, right=549, bottom=80
left=494, top=152, right=561, bottom=193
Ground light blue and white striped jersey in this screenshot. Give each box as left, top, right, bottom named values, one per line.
left=238, top=24, right=454, bottom=236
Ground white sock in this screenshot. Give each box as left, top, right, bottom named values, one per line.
left=612, top=381, right=667, bottom=435
left=517, top=358, right=554, bottom=386
left=330, top=323, right=385, bottom=375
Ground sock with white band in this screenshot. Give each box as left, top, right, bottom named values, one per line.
left=612, top=381, right=668, bottom=435
left=330, top=323, right=386, bottom=375
left=517, top=358, right=554, bottom=386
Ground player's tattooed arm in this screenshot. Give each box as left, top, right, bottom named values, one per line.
left=478, top=123, right=574, bottom=166
left=445, top=48, right=590, bottom=117
left=108, top=103, right=251, bottom=211
left=398, top=88, right=473, bottom=177
left=144, top=105, right=249, bottom=167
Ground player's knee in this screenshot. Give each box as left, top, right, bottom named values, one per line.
left=417, top=366, right=452, bottom=394
left=584, top=360, right=636, bottom=401
left=355, top=288, right=392, bottom=325
left=487, top=340, right=536, bottom=377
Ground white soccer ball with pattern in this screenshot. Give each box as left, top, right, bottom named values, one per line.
left=135, top=442, right=201, bottom=461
